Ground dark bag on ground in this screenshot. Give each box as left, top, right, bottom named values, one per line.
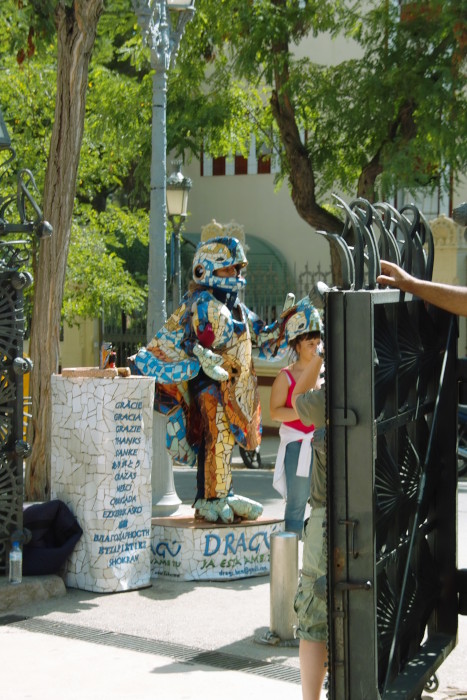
left=23, top=499, right=83, bottom=576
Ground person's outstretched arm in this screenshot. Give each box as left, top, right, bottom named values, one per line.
left=377, top=260, right=467, bottom=317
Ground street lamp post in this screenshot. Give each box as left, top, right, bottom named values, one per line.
left=167, top=162, right=192, bottom=309
left=133, top=0, right=195, bottom=516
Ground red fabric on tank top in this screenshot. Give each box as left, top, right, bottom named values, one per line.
left=282, top=368, right=315, bottom=433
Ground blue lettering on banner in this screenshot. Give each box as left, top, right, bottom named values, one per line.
left=115, top=400, right=143, bottom=410
left=203, top=530, right=270, bottom=557
left=114, top=413, right=142, bottom=422
left=90, top=395, right=151, bottom=576
left=153, top=541, right=182, bottom=558
left=93, top=529, right=150, bottom=542
left=116, top=425, right=141, bottom=433
left=109, top=554, right=139, bottom=566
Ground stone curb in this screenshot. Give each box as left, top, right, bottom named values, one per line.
left=0, top=574, right=66, bottom=614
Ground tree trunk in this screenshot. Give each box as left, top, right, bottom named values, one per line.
left=357, top=152, right=383, bottom=202
left=25, top=0, right=104, bottom=501
left=270, top=87, right=343, bottom=235
left=269, top=27, right=344, bottom=285
left=357, top=98, right=417, bottom=201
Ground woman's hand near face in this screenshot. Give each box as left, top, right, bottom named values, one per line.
left=296, top=336, right=322, bottom=363
left=291, top=355, right=323, bottom=410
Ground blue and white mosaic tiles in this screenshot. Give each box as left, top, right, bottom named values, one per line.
left=151, top=515, right=285, bottom=581
left=51, top=374, right=155, bottom=593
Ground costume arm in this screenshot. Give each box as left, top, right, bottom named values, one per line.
left=377, top=260, right=467, bottom=317
left=133, top=347, right=201, bottom=383
left=246, top=306, right=280, bottom=343
left=246, top=293, right=297, bottom=358
left=244, top=306, right=289, bottom=360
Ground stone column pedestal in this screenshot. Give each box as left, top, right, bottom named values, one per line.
left=51, top=371, right=155, bottom=593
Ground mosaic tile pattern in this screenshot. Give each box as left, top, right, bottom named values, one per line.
left=135, top=289, right=280, bottom=500
left=151, top=516, right=285, bottom=581
left=50, top=375, right=155, bottom=593
left=135, top=237, right=282, bottom=499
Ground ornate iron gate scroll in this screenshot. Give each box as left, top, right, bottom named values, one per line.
left=0, top=270, right=30, bottom=573
left=320, top=199, right=459, bottom=699
left=0, top=128, right=51, bottom=573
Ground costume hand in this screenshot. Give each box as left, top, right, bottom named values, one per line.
left=281, top=292, right=296, bottom=316
left=193, top=343, right=229, bottom=382
left=276, top=293, right=297, bottom=344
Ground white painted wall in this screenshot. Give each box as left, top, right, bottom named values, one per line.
left=182, top=160, right=332, bottom=280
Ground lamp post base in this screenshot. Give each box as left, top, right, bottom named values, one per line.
left=151, top=412, right=182, bottom=517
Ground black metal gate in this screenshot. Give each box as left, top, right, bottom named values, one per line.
left=321, top=199, right=459, bottom=699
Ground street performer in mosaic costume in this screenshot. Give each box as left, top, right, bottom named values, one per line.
left=133, top=231, right=293, bottom=524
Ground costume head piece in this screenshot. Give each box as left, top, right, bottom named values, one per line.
left=282, top=295, right=322, bottom=345
left=192, top=236, right=248, bottom=292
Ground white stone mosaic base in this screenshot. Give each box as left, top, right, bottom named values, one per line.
left=151, top=516, right=285, bottom=581
left=51, top=374, right=155, bottom=593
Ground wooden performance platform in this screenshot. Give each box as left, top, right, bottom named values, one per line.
left=151, top=515, right=285, bottom=581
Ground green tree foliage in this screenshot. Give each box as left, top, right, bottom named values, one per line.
left=2, top=0, right=465, bottom=317
left=0, top=0, right=148, bottom=327
left=169, top=0, right=466, bottom=222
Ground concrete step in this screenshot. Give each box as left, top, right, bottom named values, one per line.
left=0, top=574, right=66, bottom=614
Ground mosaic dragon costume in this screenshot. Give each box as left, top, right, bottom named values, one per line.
left=134, top=236, right=291, bottom=524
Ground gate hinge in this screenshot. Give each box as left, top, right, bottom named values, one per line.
left=335, top=580, right=372, bottom=591
left=331, top=408, right=358, bottom=426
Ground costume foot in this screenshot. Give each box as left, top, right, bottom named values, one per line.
left=226, top=494, right=263, bottom=520
left=193, top=495, right=263, bottom=523
left=193, top=499, right=234, bottom=524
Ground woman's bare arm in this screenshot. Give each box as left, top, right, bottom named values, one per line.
left=270, top=370, right=298, bottom=423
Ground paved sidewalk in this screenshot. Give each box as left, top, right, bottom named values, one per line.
left=1, top=569, right=466, bottom=700
left=1, top=441, right=466, bottom=700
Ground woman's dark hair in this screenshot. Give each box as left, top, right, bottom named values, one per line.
left=288, top=330, right=321, bottom=353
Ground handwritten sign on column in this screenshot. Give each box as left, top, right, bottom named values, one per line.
left=51, top=375, right=154, bottom=593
